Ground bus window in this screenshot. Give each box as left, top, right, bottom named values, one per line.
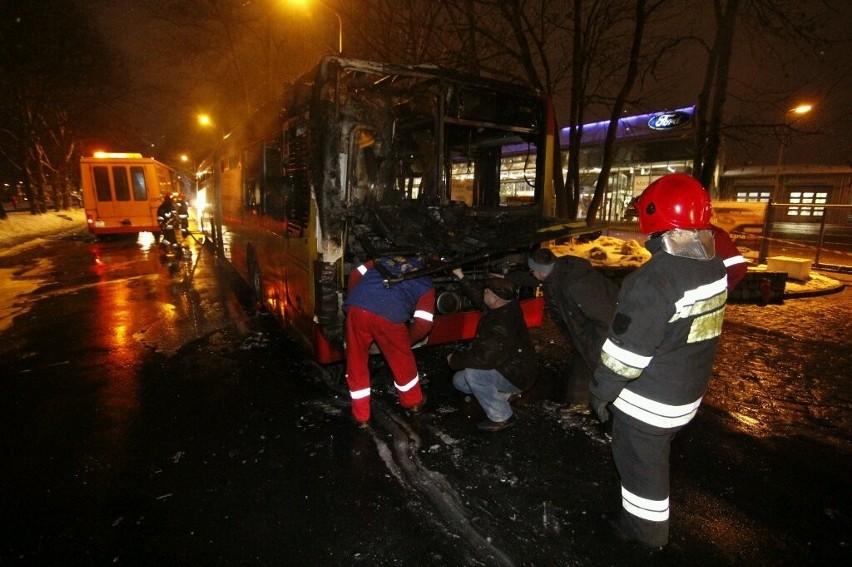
left=113, top=166, right=131, bottom=201
left=283, top=124, right=310, bottom=233
left=263, top=141, right=285, bottom=220
left=130, top=166, right=147, bottom=200
left=349, top=128, right=379, bottom=203
left=243, top=144, right=262, bottom=212
left=93, top=166, right=112, bottom=201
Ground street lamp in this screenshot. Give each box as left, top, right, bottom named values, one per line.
left=773, top=104, right=813, bottom=195
left=759, top=103, right=814, bottom=264
left=286, top=0, right=343, bottom=54
left=196, top=114, right=227, bottom=254
left=179, top=154, right=198, bottom=196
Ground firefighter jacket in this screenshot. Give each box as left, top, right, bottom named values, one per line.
left=542, top=255, right=619, bottom=371
left=591, top=235, right=728, bottom=433
left=447, top=277, right=538, bottom=392
left=711, top=225, right=748, bottom=291
left=156, top=200, right=175, bottom=228
left=344, top=257, right=435, bottom=344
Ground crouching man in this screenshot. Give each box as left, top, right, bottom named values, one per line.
left=447, top=269, right=538, bottom=432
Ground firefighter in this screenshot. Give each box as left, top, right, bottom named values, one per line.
left=156, top=193, right=178, bottom=252
left=343, top=255, right=435, bottom=427
left=710, top=224, right=748, bottom=291
left=175, top=192, right=190, bottom=241
left=590, top=174, right=728, bottom=548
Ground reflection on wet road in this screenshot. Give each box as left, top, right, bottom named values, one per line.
left=712, top=290, right=852, bottom=448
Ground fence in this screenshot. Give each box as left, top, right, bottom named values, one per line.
left=602, top=202, right=852, bottom=275
left=755, top=203, right=852, bottom=273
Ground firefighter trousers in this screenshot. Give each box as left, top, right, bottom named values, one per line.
left=345, top=307, right=423, bottom=423
left=611, top=413, right=677, bottom=548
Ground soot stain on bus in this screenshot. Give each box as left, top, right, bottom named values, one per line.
left=198, top=56, right=593, bottom=368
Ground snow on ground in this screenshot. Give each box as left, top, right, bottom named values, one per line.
left=0, top=208, right=87, bottom=257
left=546, top=232, right=844, bottom=294
left=550, top=234, right=650, bottom=268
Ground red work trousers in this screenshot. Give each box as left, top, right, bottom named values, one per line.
left=345, top=307, right=423, bottom=422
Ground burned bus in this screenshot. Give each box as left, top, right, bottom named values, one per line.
left=199, top=56, right=586, bottom=367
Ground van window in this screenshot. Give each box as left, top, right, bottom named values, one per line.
left=155, top=165, right=174, bottom=197
left=93, top=166, right=112, bottom=201
left=130, top=166, right=147, bottom=200
left=113, top=166, right=131, bottom=201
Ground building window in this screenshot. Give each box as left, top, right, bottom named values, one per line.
left=735, top=190, right=771, bottom=202
left=788, top=190, right=827, bottom=217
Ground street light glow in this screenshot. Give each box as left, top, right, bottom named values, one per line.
left=284, top=0, right=343, bottom=54
left=791, top=104, right=812, bottom=115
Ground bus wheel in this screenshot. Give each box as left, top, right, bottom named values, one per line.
left=248, top=256, right=267, bottom=313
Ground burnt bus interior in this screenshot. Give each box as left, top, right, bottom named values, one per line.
left=213, top=57, right=589, bottom=351
left=296, top=58, right=583, bottom=300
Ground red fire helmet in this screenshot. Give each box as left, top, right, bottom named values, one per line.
left=634, top=173, right=712, bottom=234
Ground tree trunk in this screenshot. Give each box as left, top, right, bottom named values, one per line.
left=694, top=0, right=740, bottom=190
left=587, top=0, right=654, bottom=224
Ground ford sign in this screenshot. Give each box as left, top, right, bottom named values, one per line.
left=648, top=111, right=690, bottom=130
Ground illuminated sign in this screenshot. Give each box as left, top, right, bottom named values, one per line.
left=648, top=111, right=690, bottom=131
left=93, top=152, right=144, bottom=159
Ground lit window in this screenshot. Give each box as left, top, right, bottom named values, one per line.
left=735, top=191, right=770, bottom=203
left=788, top=190, right=827, bottom=217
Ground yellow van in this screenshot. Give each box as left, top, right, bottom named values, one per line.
left=80, top=152, right=178, bottom=237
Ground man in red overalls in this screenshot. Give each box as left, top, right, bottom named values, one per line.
left=343, top=256, right=435, bottom=427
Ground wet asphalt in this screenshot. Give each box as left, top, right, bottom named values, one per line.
left=0, top=233, right=850, bottom=566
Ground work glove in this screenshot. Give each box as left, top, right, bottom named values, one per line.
left=590, top=394, right=611, bottom=424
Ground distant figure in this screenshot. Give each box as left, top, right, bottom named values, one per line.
left=447, top=269, right=538, bottom=432
left=0, top=200, right=6, bottom=220
left=343, top=256, right=435, bottom=427
left=175, top=193, right=190, bottom=240
left=710, top=224, right=748, bottom=291
left=156, top=194, right=177, bottom=251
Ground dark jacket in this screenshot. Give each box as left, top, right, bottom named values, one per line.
left=447, top=277, right=537, bottom=391
left=591, top=236, right=728, bottom=433
left=542, top=255, right=619, bottom=371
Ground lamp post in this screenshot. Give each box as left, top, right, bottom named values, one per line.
left=197, top=114, right=226, bottom=254
left=759, top=103, right=813, bottom=265
left=287, top=0, right=342, bottom=54
left=772, top=104, right=812, bottom=196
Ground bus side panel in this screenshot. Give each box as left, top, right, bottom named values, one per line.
left=284, top=224, right=316, bottom=350
left=217, top=156, right=320, bottom=355
left=219, top=166, right=248, bottom=278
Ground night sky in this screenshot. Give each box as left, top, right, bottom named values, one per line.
left=79, top=0, right=852, bottom=169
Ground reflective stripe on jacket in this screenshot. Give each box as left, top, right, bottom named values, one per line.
left=592, top=236, right=727, bottom=432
